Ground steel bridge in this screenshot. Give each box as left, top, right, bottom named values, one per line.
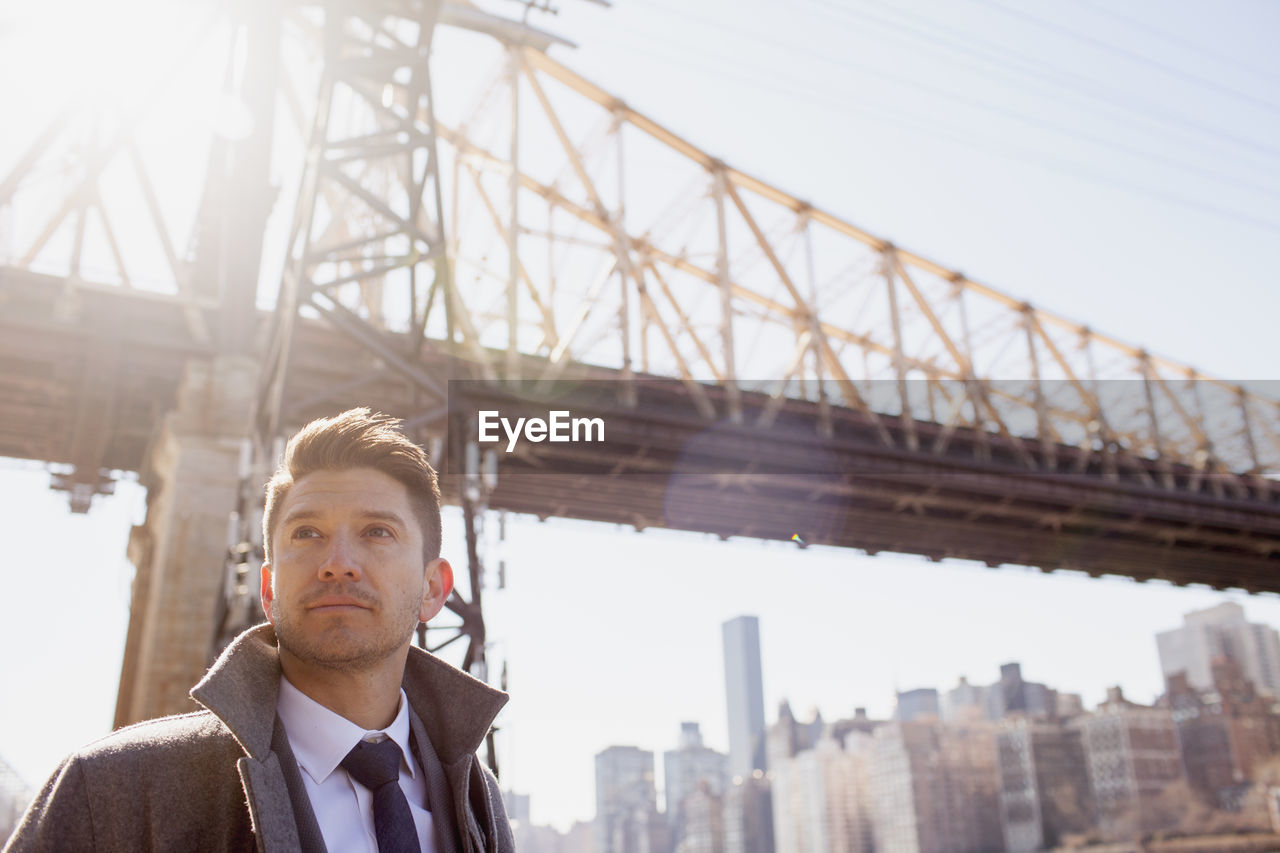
left=2, top=1, right=1278, bottom=733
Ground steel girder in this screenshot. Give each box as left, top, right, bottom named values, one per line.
left=5, top=4, right=1277, bottom=494
left=3, top=5, right=1280, bottom=659
left=228, top=2, right=502, bottom=768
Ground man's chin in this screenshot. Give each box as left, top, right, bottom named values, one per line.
left=277, top=626, right=409, bottom=671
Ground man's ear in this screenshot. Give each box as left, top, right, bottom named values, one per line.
left=419, top=558, right=454, bottom=623
left=260, top=564, right=275, bottom=623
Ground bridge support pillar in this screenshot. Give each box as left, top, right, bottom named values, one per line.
left=114, top=356, right=257, bottom=727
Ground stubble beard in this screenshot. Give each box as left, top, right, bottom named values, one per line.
left=273, top=586, right=423, bottom=673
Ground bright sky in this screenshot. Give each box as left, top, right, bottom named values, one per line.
left=2, top=0, right=1280, bottom=834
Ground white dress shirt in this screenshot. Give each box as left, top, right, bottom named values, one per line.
left=277, top=676, right=436, bottom=853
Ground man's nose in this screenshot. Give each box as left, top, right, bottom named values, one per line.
left=317, top=533, right=363, bottom=580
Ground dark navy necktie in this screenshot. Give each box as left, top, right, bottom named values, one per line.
left=340, top=738, right=423, bottom=853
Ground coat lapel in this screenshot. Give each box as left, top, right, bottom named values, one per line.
left=401, top=645, right=508, bottom=853
left=236, top=752, right=302, bottom=853
left=270, top=716, right=328, bottom=853
left=409, top=704, right=461, bottom=853
left=195, top=625, right=309, bottom=853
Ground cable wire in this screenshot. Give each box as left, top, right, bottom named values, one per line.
left=623, top=0, right=1280, bottom=202
left=801, top=0, right=1280, bottom=166
left=574, top=27, right=1280, bottom=233
left=965, top=0, right=1280, bottom=117
left=1067, top=0, right=1280, bottom=84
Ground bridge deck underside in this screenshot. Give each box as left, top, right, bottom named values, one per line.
left=0, top=269, right=195, bottom=474
left=449, top=383, right=1280, bottom=594
left=4, top=268, right=1277, bottom=593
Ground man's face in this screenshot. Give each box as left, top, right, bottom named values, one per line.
left=260, top=467, right=450, bottom=673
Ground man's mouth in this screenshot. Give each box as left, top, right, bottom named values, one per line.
left=306, top=596, right=372, bottom=611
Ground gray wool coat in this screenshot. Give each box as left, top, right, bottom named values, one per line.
left=5, top=624, right=514, bottom=853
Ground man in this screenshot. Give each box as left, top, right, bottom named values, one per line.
left=7, top=408, right=514, bottom=852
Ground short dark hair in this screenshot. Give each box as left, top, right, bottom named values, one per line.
left=262, top=408, right=442, bottom=564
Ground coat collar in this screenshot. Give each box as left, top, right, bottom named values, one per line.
left=401, top=641, right=508, bottom=766
left=192, top=623, right=282, bottom=760
left=191, top=623, right=508, bottom=765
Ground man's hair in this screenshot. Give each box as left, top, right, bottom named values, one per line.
left=262, top=408, right=442, bottom=564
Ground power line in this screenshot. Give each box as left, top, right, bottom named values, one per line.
left=1067, top=0, right=1280, bottom=84
left=623, top=0, right=1280, bottom=202
left=802, top=0, right=1280, bottom=166
left=571, top=26, right=1280, bottom=234
left=965, top=0, right=1280, bottom=117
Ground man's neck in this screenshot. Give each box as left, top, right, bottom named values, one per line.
left=277, top=647, right=408, bottom=730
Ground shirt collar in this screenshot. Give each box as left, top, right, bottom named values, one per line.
left=277, top=676, right=417, bottom=784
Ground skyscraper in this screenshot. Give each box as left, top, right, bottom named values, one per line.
left=996, top=718, right=1092, bottom=852
left=723, top=773, right=773, bottom=853
left=596, top=745, right=666, bottom=853
left=723, top=615, right=767, bottom=781
left=663, top=722, right=729, bottom=849
left=1074, top=687, right=1182, bottom=819
left=772, top=732, right=876, bottom=853
left=869, top=720, right=1003, bottom=853
left=893, top=687, right=941, bottom=722
left=1156, top=602, right=1280, bottom=696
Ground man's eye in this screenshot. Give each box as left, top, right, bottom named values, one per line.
left=367, top=526, right=393, bottom=538
left=292, top=527, right=320, bottom=539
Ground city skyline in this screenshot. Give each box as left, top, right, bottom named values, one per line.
left=512, top=599, right=1280, bottom=839
left=512, top=602, right=1280, bottom=852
